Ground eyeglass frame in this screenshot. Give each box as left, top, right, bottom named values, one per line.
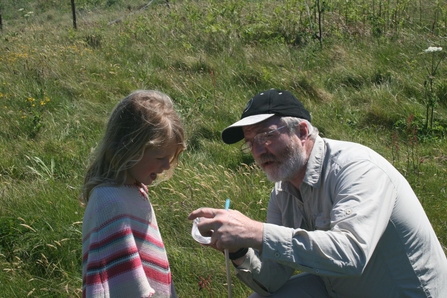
left=240, top=125, right=287, bottom=153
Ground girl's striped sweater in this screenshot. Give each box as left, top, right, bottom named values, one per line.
left=82, top=184, right=175, bottom=298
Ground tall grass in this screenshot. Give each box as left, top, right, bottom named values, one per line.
left=1, top=0, right=446, bottom=297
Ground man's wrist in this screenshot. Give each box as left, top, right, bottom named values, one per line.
left=229, top=247, right=248, bottom=260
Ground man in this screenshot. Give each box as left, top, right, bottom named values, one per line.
left=188, top=89, right=447, bottom=297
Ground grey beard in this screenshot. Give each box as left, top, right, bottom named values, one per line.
left=262, top=142, right=307, bottom=182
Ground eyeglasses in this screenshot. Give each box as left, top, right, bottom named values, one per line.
left=241, top=125, right=287, bottom=153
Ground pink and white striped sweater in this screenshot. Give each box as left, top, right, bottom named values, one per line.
left=82, top=184, right=175, bottom=298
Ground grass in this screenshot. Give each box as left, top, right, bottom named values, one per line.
left=0, top=0, right=446, bottom=297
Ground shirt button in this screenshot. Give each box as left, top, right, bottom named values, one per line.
left=274, top=252, right=281, bottom=258
left=315, top=269, right=320, bottom=273
left=346, top=209, right=352, bottom=215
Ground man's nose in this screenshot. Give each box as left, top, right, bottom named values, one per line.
left=251, top=141, right=267, bottom=158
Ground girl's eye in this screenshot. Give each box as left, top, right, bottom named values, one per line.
left=157, top=156, right=172, bottom=161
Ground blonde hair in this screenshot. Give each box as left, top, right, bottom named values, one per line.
left=80, top=90, right=186, bottom=205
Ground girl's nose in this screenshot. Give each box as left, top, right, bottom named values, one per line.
left=161, top=158, right=171, bottom=171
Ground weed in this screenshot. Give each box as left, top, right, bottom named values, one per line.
left=422, top=46, right=445, bottom=130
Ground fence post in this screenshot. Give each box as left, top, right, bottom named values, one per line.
left=71, top=0, right=77, bottom=29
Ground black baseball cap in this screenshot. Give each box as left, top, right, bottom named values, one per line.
left=221, top=89, right=311, bottom=144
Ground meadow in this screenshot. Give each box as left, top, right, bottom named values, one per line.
left=0, top=0, right=446, bottom=297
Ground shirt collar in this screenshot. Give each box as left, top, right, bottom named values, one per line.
left=303, top=135, right=325, bottom=188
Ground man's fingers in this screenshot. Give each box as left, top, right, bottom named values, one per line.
left=197, top=218, right=218, bottom=235
left=187, top=207, right=217, bottom=220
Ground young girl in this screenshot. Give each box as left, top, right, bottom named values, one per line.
left=81, top=90, right=186, bottom=298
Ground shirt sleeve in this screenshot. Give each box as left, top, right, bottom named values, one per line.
left=233, top=189, right=296, bottom=294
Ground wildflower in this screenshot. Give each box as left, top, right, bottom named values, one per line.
left=40, top=101, right=46, bottom=106
left=424, top=47, right=442, bottom=53
left=18, top=8, right=24, bottom=11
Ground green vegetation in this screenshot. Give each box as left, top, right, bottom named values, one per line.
left=1, top=0, right=446, bottom=297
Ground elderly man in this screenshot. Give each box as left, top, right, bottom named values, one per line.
left=188, top=89, right=447, bottom=297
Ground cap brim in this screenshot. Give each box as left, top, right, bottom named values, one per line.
left=221, top=114, right=275, bottom=144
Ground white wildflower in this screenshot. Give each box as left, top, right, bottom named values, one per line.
left=424, top=47, right=443, bottom=53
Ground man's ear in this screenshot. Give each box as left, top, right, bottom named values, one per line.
left=297, top=122, right=309, bottom=140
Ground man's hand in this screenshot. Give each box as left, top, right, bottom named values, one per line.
left=188, top=207, right=263, bottom=251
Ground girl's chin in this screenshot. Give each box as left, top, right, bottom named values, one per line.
left=141, top=174, right=157, bottom=185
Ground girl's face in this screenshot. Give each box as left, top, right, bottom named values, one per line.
left=126, top=138, right=178, bottom=185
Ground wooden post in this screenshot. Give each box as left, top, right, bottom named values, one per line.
left=71, top=0, right=77, bottom=29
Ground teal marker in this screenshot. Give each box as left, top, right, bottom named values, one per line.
left=225, top=198, right=231, bottom=210
left=224, top=198, right=232, bottom=298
